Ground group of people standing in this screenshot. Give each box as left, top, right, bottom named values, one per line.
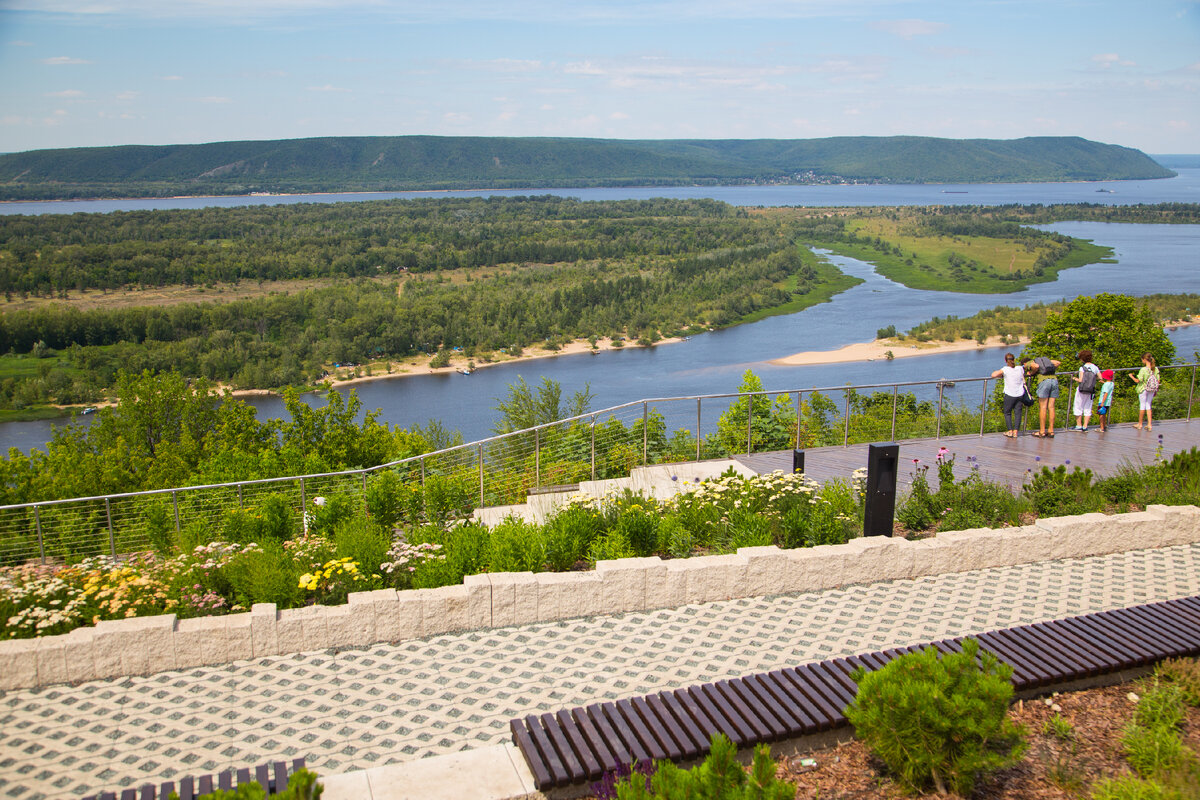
left=992, top=351, right=1161, bottom=438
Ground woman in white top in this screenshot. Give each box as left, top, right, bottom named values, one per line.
left=991, top=352, right=1028, bottom=438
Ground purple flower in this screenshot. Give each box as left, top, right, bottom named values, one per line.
left=1065, top=459, right=1071, bottom=465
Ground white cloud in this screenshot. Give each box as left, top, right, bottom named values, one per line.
left=46, top=89, right=84, bottom=97
left=306, top=84, right=351, bottom=92
left=564, top=57, right=792, bottom=92
left=199, top=96, right=231, bottom=103
left=41, top=56, right=91, bottom=65
left=1092, top=53, right=1136, bottom=68
left=870, top=19, right=948, bottom=39
left=161, top=75, right=183, bottom=81
left=115, top=90, right=139, bottom=101
left=443, top=111, right=471, bottom=124
left=610, top=111, right=629, bottom=120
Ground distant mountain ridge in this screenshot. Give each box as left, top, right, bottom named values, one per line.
left=0, top=135, right=1174, bottom=200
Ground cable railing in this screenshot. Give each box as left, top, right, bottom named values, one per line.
left=1, top=362, right=1196, bottom=567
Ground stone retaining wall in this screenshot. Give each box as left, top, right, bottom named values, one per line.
left=3, top=504, right=1198, bottom=691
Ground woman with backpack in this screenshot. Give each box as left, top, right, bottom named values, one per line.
left=1028, top=355, right=1061, bottom=438
left=1131, top=352, right=1161, bottom=431
left=1071, top=350, right=1101, bottom=432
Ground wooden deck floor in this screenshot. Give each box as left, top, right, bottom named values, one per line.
left=735, top=418, right=1200, bottom=492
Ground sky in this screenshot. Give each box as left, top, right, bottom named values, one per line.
left=0, top=0, right=1198, bottom=155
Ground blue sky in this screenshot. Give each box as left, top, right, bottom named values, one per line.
left=1, top=0, right=1197, bottom=155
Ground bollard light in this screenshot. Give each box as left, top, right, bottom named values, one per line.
left=792, top=449, right=805, bottom=475
left=863, top=442, right=899, bottom=537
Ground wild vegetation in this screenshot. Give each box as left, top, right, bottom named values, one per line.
left=0, top=135, right=1172, bottom=200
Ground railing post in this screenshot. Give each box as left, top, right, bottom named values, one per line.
left=591, top=415, right=597, bottom=481
left=890, top=385, right=898, bottom=442
left=1189, top=366, right=1197, bottom=422
left=696, top=398, right=702, bottom=462
left=979, top=378, right=989, bottom=436
left=299, top=478, right=306, bottom=514
left=237, top=483, right=244, bottom=509
left=795, top=391, right=803, bottom=448
left=643, top=402, right=649, bottom=466
left=172, top=491, right=180, bottom=534
left=478, top=443, right=484, bottom=507
left=535, top=427, right=540, bottom=490
left=105, top=497, right=115, bottom=559
left=842, top=390, right=851, bottom=447
left=746, top=394, right=754, bottom=454
left=34, top=505, right=44, bottom=565
left=936, top=382, right=945, bottom=439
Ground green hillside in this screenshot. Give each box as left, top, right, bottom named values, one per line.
left=0, top=135, right=1174, bottom=200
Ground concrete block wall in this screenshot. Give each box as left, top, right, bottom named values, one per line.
left=2, top=504, right=1198, bottom=691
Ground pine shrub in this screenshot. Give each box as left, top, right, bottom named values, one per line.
left=845, top=638, right=1027, bottom=795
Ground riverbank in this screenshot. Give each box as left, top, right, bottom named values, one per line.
left=770, top=334, right=1029, bottom=367
left=235, top=335, right=686, bottom=398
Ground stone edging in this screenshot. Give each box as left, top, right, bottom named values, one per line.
left=2, top=504, right=1198, bottom=692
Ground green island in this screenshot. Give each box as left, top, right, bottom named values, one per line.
left=0, top=135, right=1172, bottom=200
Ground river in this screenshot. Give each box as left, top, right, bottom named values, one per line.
left=2, top=176, right=1199, bottom=452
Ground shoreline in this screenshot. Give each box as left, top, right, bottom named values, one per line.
left=228, top=335, right=686, bottom=399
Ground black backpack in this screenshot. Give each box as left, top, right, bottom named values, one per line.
left=1034, top=356, right=1056, bottom=375
left=1079, top=367, right=1098, bottom=394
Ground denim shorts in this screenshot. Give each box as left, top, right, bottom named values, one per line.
left=1036, top=378, right=1060, bottom=399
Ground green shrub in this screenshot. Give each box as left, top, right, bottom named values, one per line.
left=612, top=501, right=659, bottom=557
left=845, top=638, right=1027, bottom=796
left=1022, top=465, right=1098, bottom=517
left=142, top=501, right=175, bottom=554
left=409, top=521, right=488, bottom=589
left=542, top=504, right=603, bottom=571
left=305, top=494, right=355, bottom=538
left=423, top=475, right=473, bottom=527
left=487, top=517, right=546, bottom=573
left=658, top=515, right=694, bottom=559
left=333, top=516, right=391, bottom=579
left=170, top=767, right=322, bottom=800
left=589, top=531, right=635, bottom=564
left=1122, top=681, right=1193, bottom=779
left=364, top=471, right=406, bottom=528
left=1090, top=774, right=1174, bottom=800
left=223, top=541, right=305, bottom=608
left=609, top=733, right=794, bottom=800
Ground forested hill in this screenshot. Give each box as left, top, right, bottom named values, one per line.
left=0, top=135, right=1173, bottom=200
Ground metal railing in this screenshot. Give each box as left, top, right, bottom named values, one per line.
left=1, top=362, right=1195, bottom=566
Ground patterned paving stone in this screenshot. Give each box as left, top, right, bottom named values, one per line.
left=2, top=543, right=1200, bottom=798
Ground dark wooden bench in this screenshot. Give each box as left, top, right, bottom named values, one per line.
left=80, top=757, right=306, bottom=800
left=511, top=595, right=1200, bottom=791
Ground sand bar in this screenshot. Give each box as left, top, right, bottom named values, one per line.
left=770, top=335, right=1028, bottom=367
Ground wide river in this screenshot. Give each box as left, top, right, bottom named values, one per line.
left=3, top=171, right=1199, bottom=452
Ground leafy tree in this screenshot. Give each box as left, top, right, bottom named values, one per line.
left=709, top=370, right=796, bottom=456
left=492, top=376, right=594, bottom=434
left=1022, top=293, right=1175, bottom=379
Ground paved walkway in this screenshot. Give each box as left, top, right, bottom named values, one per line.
left=738, top=418, right=1200, bottom=491
left=2, top=542, right=1200, bottom=798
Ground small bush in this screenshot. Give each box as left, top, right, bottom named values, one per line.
left=332, top=516, right=390, bottom=579
left=845, top=638, right=1027, bottom=796
left=487, top=517, right=546, bottom=573
left=606, top=733, right=794, bottom=800
left=542, top=505, right=602, bottom=571
left=589, top=531, right=635, bottom=564
left=1090, top=774, right=1174, bottom=800
left=364, top=471, right=406, bottom=528
left=305, top=494, right=355, bottom=538
left=223, top=540, right=304, bottom=608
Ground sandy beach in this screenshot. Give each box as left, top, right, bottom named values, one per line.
left=770, top=335, right=1029, bottom=367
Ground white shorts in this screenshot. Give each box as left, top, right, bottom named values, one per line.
left=1073, top=391, right=1094, bottom=416
left=1139, top=390, right=1156, bottom=411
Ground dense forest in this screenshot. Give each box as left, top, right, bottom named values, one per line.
left=0, top=197, right=857, bottom=409
left=0, top=135, right=1173, bottom=200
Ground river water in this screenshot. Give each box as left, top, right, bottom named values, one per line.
left=3, top=175, right=1199, bottom=452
